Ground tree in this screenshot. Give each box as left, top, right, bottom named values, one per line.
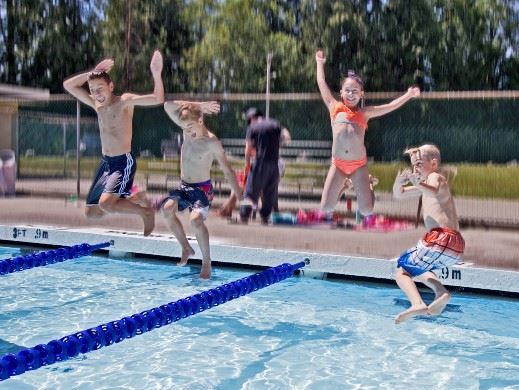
left=180, top=0, right=304, bottom=92
left=101, top=0, right=189, bottom=92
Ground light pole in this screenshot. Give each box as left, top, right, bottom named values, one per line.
left=266, top=52, right=273, bottom=119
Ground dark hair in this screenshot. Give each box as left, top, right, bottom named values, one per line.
left=88, top=70, right=112, bottom=84
left=345, top=70, right=364, bottom=89
left=245, top=107, right=263, bottom=124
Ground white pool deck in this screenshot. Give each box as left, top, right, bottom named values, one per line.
left=1, top=224, right=518, bottom=295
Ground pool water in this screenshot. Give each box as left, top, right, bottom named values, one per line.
left=0, top=246, right=518, bottom=390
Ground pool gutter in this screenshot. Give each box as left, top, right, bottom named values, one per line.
left=0, top=224, right=518, bottom=296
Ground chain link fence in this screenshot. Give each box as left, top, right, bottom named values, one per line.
left=8, top=92, right=519, bottom=227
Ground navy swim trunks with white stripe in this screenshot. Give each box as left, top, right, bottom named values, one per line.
left=86, top=152, right=136, bottom=205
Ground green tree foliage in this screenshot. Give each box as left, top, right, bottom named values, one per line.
left=0, top=0, right=102, bottom=92
left=101, top=0, right=189, bottom=93
left=180, top=0, right=303, bottom=92
left=1, top=0, right=517, bottom=92
left=431, top=0, right=518, bottom=89
left=30, top=0, right=103, bottom=92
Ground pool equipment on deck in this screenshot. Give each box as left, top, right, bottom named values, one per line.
left=0, top=258, right=310, bottom=381
left=0, top=242, right=111, bottom=275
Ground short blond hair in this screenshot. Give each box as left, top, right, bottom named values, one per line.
left=404, top=144, right=441, bottom=165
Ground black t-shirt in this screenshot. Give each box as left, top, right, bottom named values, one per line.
left=246, top=118, right=281, bottom=163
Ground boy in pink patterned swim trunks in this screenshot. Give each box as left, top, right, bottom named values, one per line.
left=392, top=144, right=465, bottom=323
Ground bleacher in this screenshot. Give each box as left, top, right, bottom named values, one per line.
left=144, top=138, right=334, bottom=204
left=220, top=138, right=332, bottom=161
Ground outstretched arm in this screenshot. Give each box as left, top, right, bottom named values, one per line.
left=364, top=87, right=420, bottom=120
left=213, top=140, right=242, bottom=199
left=122, top=50, right=165, bottom=106
left=62, top=58, right=114, bottom=108
left=315, top=50, right=337, bottom=109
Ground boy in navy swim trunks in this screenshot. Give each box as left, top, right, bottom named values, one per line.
left=392, top=144, right=465, bottom=323
left=63, top=51, right=164, bottom=236
left=161, top=100, right=242, bottom=279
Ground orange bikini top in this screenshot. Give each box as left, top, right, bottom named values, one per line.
left=330, top=101, right=368, bottom=130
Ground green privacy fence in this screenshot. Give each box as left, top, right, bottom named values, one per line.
left=18, top=92, right=519, bottom=163
left=16, top=92, right=518, bottom=164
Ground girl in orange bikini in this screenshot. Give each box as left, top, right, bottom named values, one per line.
left=315, top=49, right=420, bottom=216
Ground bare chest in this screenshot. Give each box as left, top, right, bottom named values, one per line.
left=97, top=104, right=132, bottom=134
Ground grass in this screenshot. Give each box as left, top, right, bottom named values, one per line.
left=18, top=156, right=519, bottom=200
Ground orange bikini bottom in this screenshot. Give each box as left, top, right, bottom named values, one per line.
left=332, top=156, right=368, bottom=175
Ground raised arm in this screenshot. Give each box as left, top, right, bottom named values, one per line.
left=164, top=100, right=220, bottom=128
left=122, top=50, right=165, bottom=107
left=408, top=171, right=444, bottom=197
left=315, top=50, right=337, bottom=109
left=212, top=140, right=242, bottom=199
left=392, top=169, right=422, bottom=200
left=364, top=87, right=420, bottom=120
left=62, top=58, right=114, bottom=108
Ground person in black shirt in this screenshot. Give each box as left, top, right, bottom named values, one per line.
left=240, top=107, right=290, bottom=224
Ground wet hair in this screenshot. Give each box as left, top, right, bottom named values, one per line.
left=88, top=70, right=112, bottom=85
left=404, top=144, right=441, bottom=165
left=343, top=70, right=364, bottom=90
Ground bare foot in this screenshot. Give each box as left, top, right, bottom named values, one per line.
left=142, top=207, right=155, bottom=236
left=427, top=292, right=450, bottom=316
left=177, top=245, right=195, bottom=266
left=394, top=303, right=428, bottom=324
left=130, top=191, right=151, bottom=207
left=199, top=263, right=212, bottom=280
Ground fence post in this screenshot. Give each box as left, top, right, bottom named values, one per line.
left=266, top=52, right=273, bottom=119
left=63, top=122, right=67, bottom=177
left=76, top=101, right=81, bottom=199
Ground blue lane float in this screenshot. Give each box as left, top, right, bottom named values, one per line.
left=0, top=258, right=310, bottom=381
left=0, top=242, right=111, bottom=276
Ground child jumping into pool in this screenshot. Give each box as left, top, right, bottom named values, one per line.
left=158, top=100, right=242, bottom=279
left=392, top=144, right=464, bottom=323
left=63, top=51, right=164, bottom=236
left=315, top=49, right=420, bottom=217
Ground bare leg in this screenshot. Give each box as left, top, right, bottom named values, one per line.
left=350, top=166, right=374, bottom=216
left=320, top=165, right=348, bottom=212
left=128, top=189, right=151, bottom=207
left=85, top=205, right=105, bottom=219
left=190, top=211, right=211, bottom=279
left=99, top=193, right=155, bottom=236
left=417, top=271, right=451, bottom=316
left=161, top=199, right=195, bottom=266
left=394, top=268, right=428, bottom=324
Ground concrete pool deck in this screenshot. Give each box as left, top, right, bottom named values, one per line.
left=1, top=195, right=518, bottom=295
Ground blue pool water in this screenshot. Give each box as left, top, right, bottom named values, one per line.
left=0, top=245, right=518, bottom=390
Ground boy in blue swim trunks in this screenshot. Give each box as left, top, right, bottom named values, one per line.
left=392, top=144, right=464, bottom=323
left=160, top=100, right=242, bottom=279
left=63, top=51, right=164, bottom=236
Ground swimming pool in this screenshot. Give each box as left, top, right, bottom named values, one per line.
left=1, top=245, right=518, bottom=389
